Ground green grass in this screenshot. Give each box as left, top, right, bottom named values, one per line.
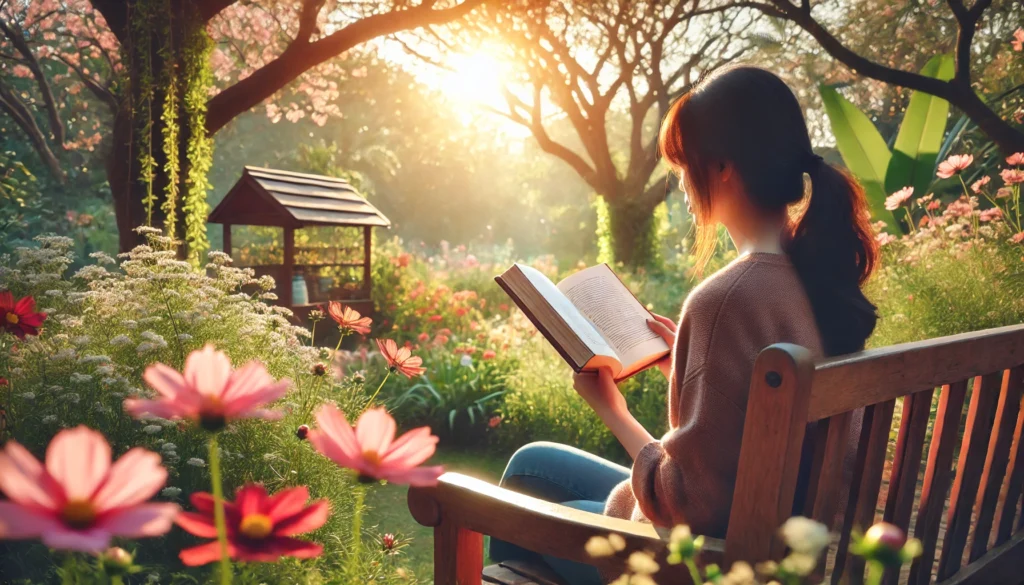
left=363, top=448, right=509, bottom=582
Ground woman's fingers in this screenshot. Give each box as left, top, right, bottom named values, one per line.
left=651, top=313, right=678, bottom=332
left=647, top=318, right=676, bottom=344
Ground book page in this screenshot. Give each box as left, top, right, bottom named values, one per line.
left=515, top=264, right=619, bottom=362
left=556, top=264, right=670, bottom=369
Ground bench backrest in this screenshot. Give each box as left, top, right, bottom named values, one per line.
left=726, top=324, right=1024, bottom=584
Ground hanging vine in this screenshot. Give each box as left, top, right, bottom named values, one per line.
left=132, top=0, right=158, bottom=225
left=159, top=0, right=180, bottom=236
left=181, top=15, right=214, bottom=264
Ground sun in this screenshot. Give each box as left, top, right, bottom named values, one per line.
left=437, top=52, right=507, bottom=107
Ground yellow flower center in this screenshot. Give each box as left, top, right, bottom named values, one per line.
left=61, top=499, right=97, bottom=529
left=362, top=449, right=381, bottom=467
left=5, top=312, right=18, bottom=325
left=239, top=513, right=274, bottom=540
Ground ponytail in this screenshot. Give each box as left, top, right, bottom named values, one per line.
left=787, top=160, right=878, bottom=355
left=659, top=66, right=879, bottom=356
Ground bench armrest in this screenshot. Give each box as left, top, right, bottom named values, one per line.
left=408, top=472, right=721, bottom=583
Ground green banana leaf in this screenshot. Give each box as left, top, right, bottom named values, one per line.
left=885, top=54, right=955, bottom=200
left=819, top=84, right=895, bottom=228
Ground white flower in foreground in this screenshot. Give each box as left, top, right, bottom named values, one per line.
left=627, top=551, right=659, bottom=575
left=160, top=487, right=182, bottom=498
left=143, top=425, right=163, bottom=435
left=780, top=516, right=829, bottom=556
left=186, top=458, right=206, bottom=467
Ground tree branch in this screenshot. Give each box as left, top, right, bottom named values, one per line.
left=205, top=0, right=485, bottom=134
left=0, top=17, right=65, bottom=146
left=0, top=81, right=65, bottom=181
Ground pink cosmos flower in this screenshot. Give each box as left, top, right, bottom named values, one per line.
left=876, top=232, right=897, bottom=247
left=1006, top=152, right=1024, bottom=166
left=936, top=154, right=973, bottom=179
left=124, top=345, right=290, bottom=430
left=0, top=427, right=178, bottom=553
left=175, top=484, right=328, bottom=565
left=1012, top=232, right=1024, bottom=245
left=971, top=176, right=990, bottom=193
left=1013, top=28, right=1024, bottom=52
left=308, top=404, right=443, bottom=486
left=885, top=187, right=914, bottom=211
left=375, top=338, right=426, bottom=378
left=979, top=208, right=1003, bottom=222
left=927, top=200, right=941, bottom=211
left=1001, top=169, right=1024, bottom=185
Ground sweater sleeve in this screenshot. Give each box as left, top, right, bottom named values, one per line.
left=626, top=265, right=756, bottom=536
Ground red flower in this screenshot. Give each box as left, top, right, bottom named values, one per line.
left=375, top=339, right=426, bottom=378
left=0, top=378, right=7, bottom=387
left=382, top=533, right=396, bottom=551
left=455, top=307, right=468, bottom=317
left=417, top=333, right=430, bottom=342
left=327, top=302, right=372, bottom=335
left=499, top=303, right=510, bottom=312
left=482, top=350, right=497, bottom=360
left=175, top=484, right=329, bottom=565
left=0, top=292, right=46, bottom=339
left=488, top=415, right=502, bottom=428
left=428, top=315, right=443, bottom=322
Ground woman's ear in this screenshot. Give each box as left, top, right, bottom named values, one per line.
left=719, top=161, right=735, bottom=183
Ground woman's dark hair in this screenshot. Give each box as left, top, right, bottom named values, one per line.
left=658, top=66, right=878, bottom=356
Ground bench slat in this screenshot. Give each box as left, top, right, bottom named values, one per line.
left=971, top=366, right=1023, bottom=561
left=909, top=381, right=969, bottom=585
left=996, top=369, right=1024, bottom=546
left=806, top=411, right=854, bottom=582
left=882, top=388, right=934, bottom=585
left=938, top=372, right=1003, bottom=580
left=832, top=399, right=895, bottom=585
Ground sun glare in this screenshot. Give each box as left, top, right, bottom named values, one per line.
left=438, top=52, right=507, bottom=107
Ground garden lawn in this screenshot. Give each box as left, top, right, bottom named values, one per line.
left=364, top=448, right=510, bottom=582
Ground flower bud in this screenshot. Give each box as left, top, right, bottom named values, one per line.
left=382, top=533, right=396, bottom=551
left=100, top=547, right=134, bottom=575
left=851, top=521, right=922, bottom=567
left=312, top=363, right=326, bottom=376
left=296, top=424, right=309, bottom=440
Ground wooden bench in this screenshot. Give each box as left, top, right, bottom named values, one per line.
left=408, top=324, right=1024, bottom=584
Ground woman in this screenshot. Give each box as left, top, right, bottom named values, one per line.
left=489, top=66, right=879, bottom=584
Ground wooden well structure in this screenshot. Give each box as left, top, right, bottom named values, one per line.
left=208, top=166, right=390, bottom=320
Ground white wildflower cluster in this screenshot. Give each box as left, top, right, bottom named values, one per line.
left=1, top=230, right=315, bottom=481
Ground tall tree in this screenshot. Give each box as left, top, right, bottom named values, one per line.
left=1, top=0, right=484, bottom=253
left=426, top=0, right=752, bottom=266
left=728, top=0, right=1024, bottom=153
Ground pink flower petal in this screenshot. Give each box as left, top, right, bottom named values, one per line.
left=222, top=380, right=290, bottom=419
left=233, top=536, right=323, bottom=562
left=313, top=404, right=362, bottom=460
left=220, top=361, right=275, bottom=403
left=354, top=408, right=396, bottom=456
left=265, top=485, right=311, bottom=522
left=123, top=398, right=196, bottom=420
left=142, top=363, right=191, bottom=402
left=0, top=441, right=63, bottom=509
left=307, top=430, right=361, bottom=471
left=41, top=526, right=112, bottom=553
left=380, top=427, right=438, bottom=468
left=180, top=540, right=236, bottom=566
left=235, top=484, right=269, bottom=518
left=0, top=501, right=63, bottom=539
left=97, top=503, right=179, bottom=537
left=183, top=345, right=233, bottom=399
left=175, top=510, right=218, bottom=538
left=272, top=500, right=329, bottom=536
left=92, top=448, right=167, bottom=512
left=45, top=427, right=110, bottom=502
left=380, top=465, right=444, bottom=487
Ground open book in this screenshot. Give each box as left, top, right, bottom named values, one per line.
left=495, top=263, right=671, bottom=381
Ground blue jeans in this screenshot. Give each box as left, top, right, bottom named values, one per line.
left=489, top=442, right=631, bottom=585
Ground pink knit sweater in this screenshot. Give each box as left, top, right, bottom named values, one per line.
left=603, top=252, right=824, bottom=537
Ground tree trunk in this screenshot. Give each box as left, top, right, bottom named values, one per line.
left=604, top=195, right=662, bottom=269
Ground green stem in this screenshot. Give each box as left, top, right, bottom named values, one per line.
left=367, top=370, right=391, bottom=407
left=905, top=208, right=916, bottom=234
left=309, top=320, right=317, bottom=347
left=208, top=437, right=232, bottom=585
left=683, top=558, right=702, bottom=585
left=866, top=560, right=884, bottom=585
left=350, top=484, right=366, bottom=579
left=110, top=576, right=124, bottom=585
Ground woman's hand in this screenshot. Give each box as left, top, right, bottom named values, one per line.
left=572, top=367, right=656, bottom=460
left=647, top=313, right=677, bottom=380
left=573, top=367, right=627, bottom=416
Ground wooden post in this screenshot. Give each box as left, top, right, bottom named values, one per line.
left=222, top=224, right=232, bottom=256
left=282, top=227, right=294, bottom=308
left=363, top=225, right=372, bottom=299
left=725, top=343, right=814, bottom=566
left=434, top=522, right=483, bottom=585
